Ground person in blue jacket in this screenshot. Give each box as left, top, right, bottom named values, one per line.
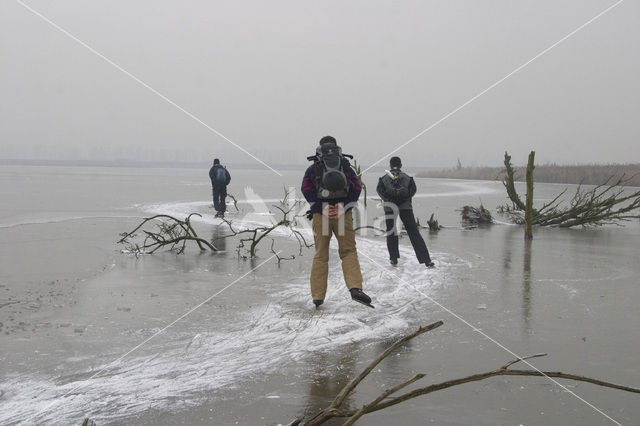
left=209, top=158, right=231, bottom=218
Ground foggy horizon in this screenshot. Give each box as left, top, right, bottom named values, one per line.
left=2, top=1, right=639, bottom=171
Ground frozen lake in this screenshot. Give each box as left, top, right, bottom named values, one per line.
left=0, top=165, right=639, bottom=425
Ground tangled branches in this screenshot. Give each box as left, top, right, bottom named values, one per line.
left=119, top=191, right=312, bottom=259
left=220, top=190, right=312, bottom=258
left=118, top=213, right=217, bottom=255
left=459, top=205, right=493, bottom=225
left=500, top=152, right=640, bottom=227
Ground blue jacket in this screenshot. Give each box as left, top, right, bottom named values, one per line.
left=209, top=164, right=231, bottom=187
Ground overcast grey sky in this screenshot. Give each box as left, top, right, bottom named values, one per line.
left=1, top=0, right=638, bottom=169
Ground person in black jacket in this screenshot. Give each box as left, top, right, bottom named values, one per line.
left=208, top=158, right=231, bottom=218
left=376, top=156, right=434, bottom=268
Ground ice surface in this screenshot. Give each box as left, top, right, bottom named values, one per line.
left=2, top=169, right=639, bottom=425
left=0, top=201, right=459, bottom=425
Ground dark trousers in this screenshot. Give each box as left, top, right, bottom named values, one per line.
left=385, top=207, right=431, bottom=264
left=212, top=186, right=227, bottom=213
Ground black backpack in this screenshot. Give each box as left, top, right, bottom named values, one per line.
left=385, top=169, right=410, bottom=201
left=307, top=143, right=354, bottom=199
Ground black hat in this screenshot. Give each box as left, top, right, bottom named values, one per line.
left=213, top=158, right=220, bottom=165
left=319, top=135, right=337, bottom=145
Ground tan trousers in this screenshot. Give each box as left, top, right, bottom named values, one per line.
left=310, top=210, right=363, bottom=300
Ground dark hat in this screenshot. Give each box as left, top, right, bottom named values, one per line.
left=390, top=156, right=402, bottom=168
left=213, top=158, right=220, bottom=165
left=319, top=135, right=337, bottom=145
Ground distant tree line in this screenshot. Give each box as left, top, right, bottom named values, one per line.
left=417, top=163, right=640, bottom=187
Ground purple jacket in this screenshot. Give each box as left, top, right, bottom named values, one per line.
left=301, top=164, right=362, bottom=214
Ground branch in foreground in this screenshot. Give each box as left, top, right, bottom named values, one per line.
left=359, top=362, right=640, bottom=417
left=297, top=322, right=640, bottom=425
left=302, top=321, right=443, bottom=426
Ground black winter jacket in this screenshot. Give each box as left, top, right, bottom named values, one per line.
left=376, top=168, right=416, bottom=210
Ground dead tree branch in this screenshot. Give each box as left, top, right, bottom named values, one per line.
left=118, top=213, right=216, bottom=255
left=303, top=321, right=443, bottom=426
left=353, top=159, right=367, bottom=207
left=459, top=205, right=493, bottom=225
left=297, top=322, right=640, bottom=426
left=226, top=193, right=240, bottom=212
left=362, top=359, right=640, bottom=416
left=342, top=374, right=425, bottom=426
left=500, top=152, right=640, bottom=227
left=270, top=239, right=295, bottom=264
left=220, top=190, right=312, bottom=259
left=427, top=213, right=442, bottom=231
left=502, top=152, right=526, bottom=211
